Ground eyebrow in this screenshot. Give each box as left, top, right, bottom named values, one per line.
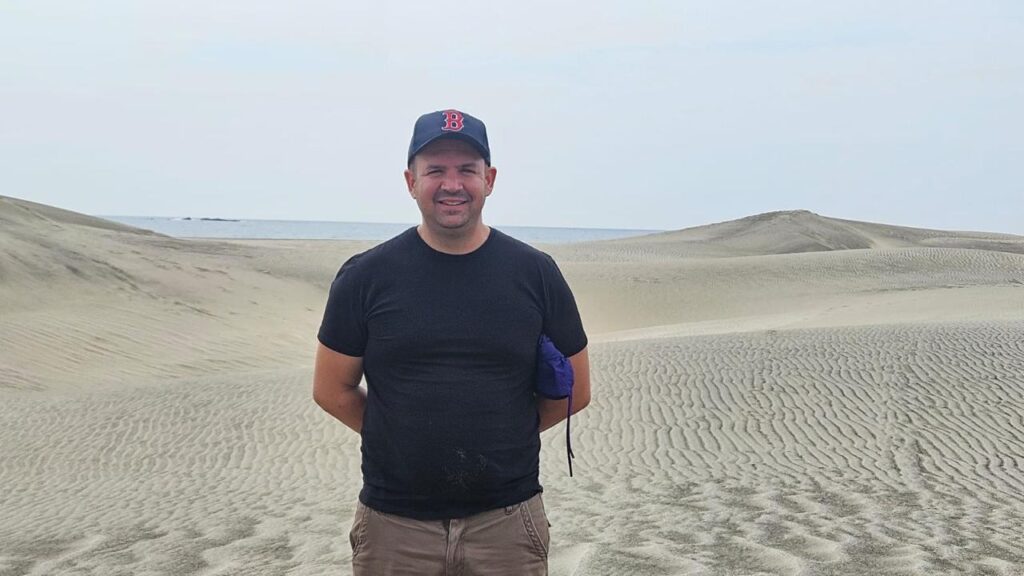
left=423, top=162, right=479, bottom=172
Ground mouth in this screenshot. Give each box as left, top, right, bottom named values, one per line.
left=437, top=198, right=468, bottom=206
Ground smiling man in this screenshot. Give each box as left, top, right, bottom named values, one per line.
left=313, top=109, right=590, bottom=575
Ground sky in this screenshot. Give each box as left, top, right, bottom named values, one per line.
left=2, top=1, right=1022, bottom=234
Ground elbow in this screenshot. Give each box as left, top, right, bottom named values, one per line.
left=572, top=391, right=590, bottom=413
left=312, top=382, right=330, bottom=410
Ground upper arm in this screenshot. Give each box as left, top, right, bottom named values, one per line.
left=541, top=254, right=588, bottom=357
left=569, top=347, right=590, bottom=409
left=313, top=342, right=364, bottom=402
left=317, top=256, right=368, bottom=357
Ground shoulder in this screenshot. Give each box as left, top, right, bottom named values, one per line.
left=332, top=227, right=418, bottom=281
left=488, top=228, right=559, bottom=269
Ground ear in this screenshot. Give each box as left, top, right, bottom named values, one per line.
left=404, top=168, right=416, bottom=198
left=484, top=165, right=497, bottom=197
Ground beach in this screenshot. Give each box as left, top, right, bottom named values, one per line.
left=2, top=195, right=1023, bottom=575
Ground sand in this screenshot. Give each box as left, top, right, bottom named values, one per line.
left=2, top=196, right=1023, bottom=575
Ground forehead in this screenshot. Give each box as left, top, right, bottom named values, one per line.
left=414, top=138, right=484, bottom=164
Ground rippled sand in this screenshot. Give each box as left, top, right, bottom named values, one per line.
left=2, top=197, right=1023, bottom=575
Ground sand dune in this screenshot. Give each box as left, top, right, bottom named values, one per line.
left=553, top=210, right=1024, bottom=260
left=559, top=248, right=1024, bottom=336
left=2, top=195, right=1023, bottom=575
left=544, top=322, right=1024, bottom=574
left=0, top=196, right=368, bottom=393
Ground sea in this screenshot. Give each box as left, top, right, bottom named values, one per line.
left=104, top=216, right=660, bottom=244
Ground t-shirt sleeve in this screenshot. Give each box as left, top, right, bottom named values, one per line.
left=317, top=255, right=368, bottom=357
left=540, top=254, right=588, bottom=357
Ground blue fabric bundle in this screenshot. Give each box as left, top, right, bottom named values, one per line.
left=536, top=334, right=576, bottom=476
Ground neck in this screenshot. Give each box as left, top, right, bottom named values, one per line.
left=416, top=223, right=491, bottom=255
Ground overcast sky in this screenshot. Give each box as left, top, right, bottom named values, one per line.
left=2, top=1, right=1022, bottom=233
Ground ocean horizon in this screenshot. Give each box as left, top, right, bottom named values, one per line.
left=103, top=216, right=662, bottom=243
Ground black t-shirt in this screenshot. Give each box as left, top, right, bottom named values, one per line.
left=318, top=227, right=587, bottom=520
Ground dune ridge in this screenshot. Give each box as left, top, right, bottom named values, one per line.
left=2, top=196, right=1023, bottom=575
left=1, top=196, right=358, bottom=393
left=556, top=209, right=1024, bottom=260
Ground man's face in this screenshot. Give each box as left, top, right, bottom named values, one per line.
left=405, top=139, right=497, bottom=235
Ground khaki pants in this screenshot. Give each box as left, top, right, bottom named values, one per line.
left=349, top=493, right=550, bottom=576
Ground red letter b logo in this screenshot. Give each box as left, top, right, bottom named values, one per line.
left=442, top=110, right=464, bottom=132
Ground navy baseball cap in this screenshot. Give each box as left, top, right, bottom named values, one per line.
left=408, top=109, right=491, bottom=166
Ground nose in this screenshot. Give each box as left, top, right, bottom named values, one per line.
left=439, top=174, right=464, bottom=194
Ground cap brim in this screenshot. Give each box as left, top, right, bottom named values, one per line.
left=408, top=133, right=490, bottom=165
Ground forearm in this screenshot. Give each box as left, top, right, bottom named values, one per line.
left=539, top=347, right=591, bottom=433
left=538, top=397, right=585, bottom=433
left=315, top=385, right=367, bottom=434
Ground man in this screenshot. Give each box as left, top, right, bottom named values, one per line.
left=313, top=109, right=590, bottom=575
